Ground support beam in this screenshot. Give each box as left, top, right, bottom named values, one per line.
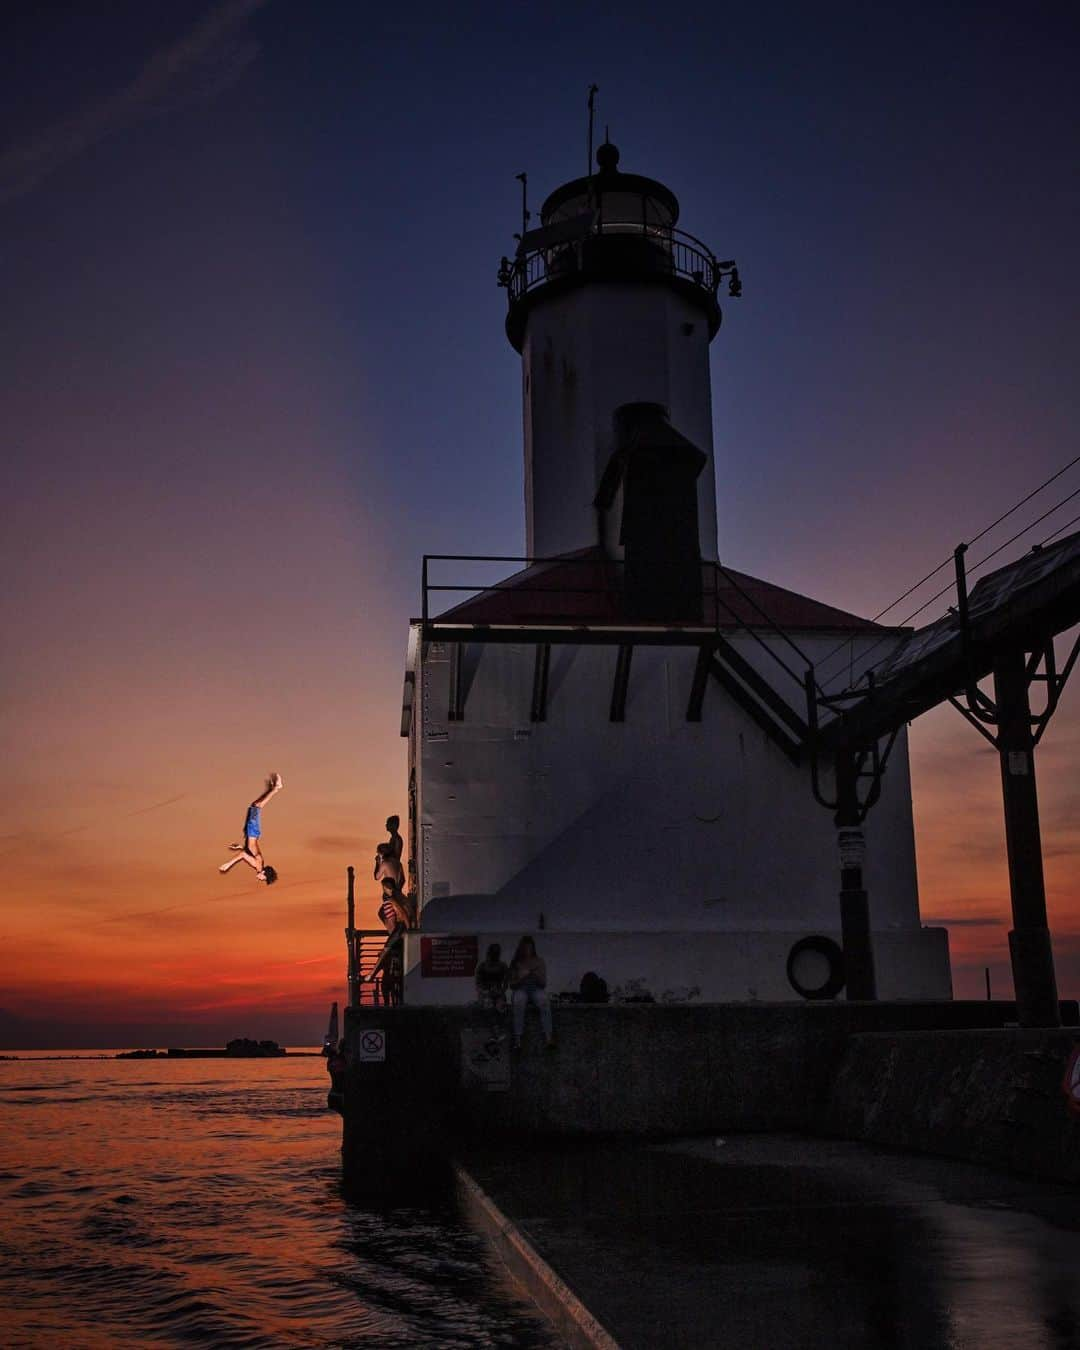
left=610, top=644, right=633, bottom=722
left=709, top=661, right=801, bottom=763
left=448, top=643, right=465, bottom=722
left=686, top=644, right=712, bottom=721
left=834, top=751, right=877, bottom=1001
left=993, top=649, right=1061, bottom=1027
left=530, top=643, right=551, bottom=723
left=713, top=636, right=808, bottom=740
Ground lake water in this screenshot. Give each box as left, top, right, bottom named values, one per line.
left=0, top=1052, right=560, bottom=1348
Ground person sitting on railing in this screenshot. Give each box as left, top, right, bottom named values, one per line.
left=377, top=876, right=411, bottom=934
left=508, top=936, right=554, bottom=1052
left=475, top=943, right=509, bottom=1014
left=372, top=881, right=411, bottom=1007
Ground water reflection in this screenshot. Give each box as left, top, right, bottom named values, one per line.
left=0, top=1056, right=560, bottom=1348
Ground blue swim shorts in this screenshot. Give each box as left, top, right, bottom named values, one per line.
left=244, top=805, right=262, bottom=840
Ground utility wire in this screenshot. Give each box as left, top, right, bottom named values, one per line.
left=1039, top=509, right=1080, bottom=548
left=829, top=482, right=1080, bottom=691
left=712, top=562, right=819, bottom=678
left=815, top=450, right=1080, bottom=683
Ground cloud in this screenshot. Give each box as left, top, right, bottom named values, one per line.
left=0, top=0, right=270, bottom=204
left=922, top=913, right=1003, bottom=928
left=306, top=835, right=360, bottom=854
left=124, top=794, right=188, bottom=818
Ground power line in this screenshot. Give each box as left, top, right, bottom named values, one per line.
left=965, top=451, right=1080, bottom=549
left=815, top=450, right=1080, bottom=683
left=1039, top=509, right=1080, bottom=548
left=834, top=482, right=1080, bottom=691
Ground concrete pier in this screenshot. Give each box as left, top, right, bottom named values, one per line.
left=457, top=1135, right=1080, bottom=1350
left=338, top=1001, right=1080, bottom=1189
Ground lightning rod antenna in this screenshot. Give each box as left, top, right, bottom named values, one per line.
left=587, top=84, right=599, bottom=176
left=515, top=171, right=529, bottom=239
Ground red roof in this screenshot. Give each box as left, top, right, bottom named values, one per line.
left=434, top=547, right=884, bottom=633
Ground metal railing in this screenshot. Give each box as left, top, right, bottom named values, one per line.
left=343, top=865, right=407, bottom=1008
left=419, top=553, right=825, bottom=701
left=498, top=220, right=740, bottom=307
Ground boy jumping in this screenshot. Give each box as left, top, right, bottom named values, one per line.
left=218, top=773, right=283, bottom=885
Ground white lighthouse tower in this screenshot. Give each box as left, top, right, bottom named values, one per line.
left=398, top=144, right=951, bottom=1005
left=511, top=141, right=723, bottom=567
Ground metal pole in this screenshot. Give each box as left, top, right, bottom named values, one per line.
left=834, top=749, right=877, bottom=1000
left=993, top=649, right=1060, bottom=1027
left=587, top=83, right=599, bottom=175
left=345, top=865, right=359, bottom=1010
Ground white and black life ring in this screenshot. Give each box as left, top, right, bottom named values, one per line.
left=786, top=936, right=846, bottom=1000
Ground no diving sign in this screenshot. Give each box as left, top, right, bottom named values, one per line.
left=358, top=1029, right=386, bottom=1062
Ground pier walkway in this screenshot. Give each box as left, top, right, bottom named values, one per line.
left=459, top=1134, right=1080, bottom=1350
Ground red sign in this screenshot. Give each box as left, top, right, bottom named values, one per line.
left=420, top=935, right=479, bottom=978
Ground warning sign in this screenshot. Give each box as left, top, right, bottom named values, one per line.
left=357, top=1029, right=386, bottom=1062
left=420, top=935, right=479, bottom=977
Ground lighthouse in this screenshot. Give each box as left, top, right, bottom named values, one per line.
left=398, top=145, right=952, bottom=1005
left=507, top=140, right=727, bottom=571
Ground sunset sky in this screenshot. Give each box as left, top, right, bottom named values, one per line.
left=3, top=1, right=1079, bottom=1048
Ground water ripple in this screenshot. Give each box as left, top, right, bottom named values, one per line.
left=0, top=1057, right=559, bottom=1348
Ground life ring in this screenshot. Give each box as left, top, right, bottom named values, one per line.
left=787, top=936, right=846, bottom=1001
left=1063, top=1045, right=1080, bottom=1120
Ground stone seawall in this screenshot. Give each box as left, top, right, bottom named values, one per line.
left=339, top=1002, right=1079, bottom=1189
left=830, top=1028, right=1080, bottom=1182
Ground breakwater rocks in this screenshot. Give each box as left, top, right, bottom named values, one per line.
left=116, top=1039, right=288, bottom=1059
left=339, top=1002, right=1080, bottom=1189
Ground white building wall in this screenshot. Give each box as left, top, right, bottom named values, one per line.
left=403, top=928, right=951, bottom=1006
left=411, top=631, right=926, bottom=937
left=522, top=284, right=719, bottom=560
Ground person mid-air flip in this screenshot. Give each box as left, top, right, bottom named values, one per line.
left=218, top=773, right=283, bottom=885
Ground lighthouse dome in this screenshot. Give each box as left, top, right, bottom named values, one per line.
left=539, top=141, right=680, bottom=229
left=501, top=143, right=723, bottom=354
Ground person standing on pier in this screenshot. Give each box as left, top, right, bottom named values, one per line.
left=217, top=773, right=283, bottom=884
left=385, top=814, right=404, bottom=872
left=508, top=936, right=554, bottom=1051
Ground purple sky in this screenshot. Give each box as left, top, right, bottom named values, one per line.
left=2, top=1, right=1079, bottom=1046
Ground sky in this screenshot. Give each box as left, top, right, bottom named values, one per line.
left=2, top=0, right=1079, bottom=1048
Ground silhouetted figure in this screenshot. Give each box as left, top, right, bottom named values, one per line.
left=388, top=810, right=405, bottom=864
left=327, top=1039, right=347, bottom=1091
left=217, top=773, right=283, bottom=885
left=374, top=841, right=405, bottom=890
left=508, top=936, right=554, bottom=1051
left=371, top=923, right=404, bottom=1007
left=476, top=943, right=509, bottom=1013
left=375, top=812, right=405, bottom=893
left=378, top=876, right=414, bottom=933
left=579, top=970, right=609, bottom=1003
left=477, top=943, right=509, bottom=1047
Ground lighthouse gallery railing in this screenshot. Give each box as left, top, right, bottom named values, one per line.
left=499, top=221, right=740, bottom=306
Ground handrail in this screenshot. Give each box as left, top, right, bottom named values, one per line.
left=349, top=928, right=400, bottom=1007
left=498, top=219, right=740, bottom=307
left=419, top=553, right=821, bottom=704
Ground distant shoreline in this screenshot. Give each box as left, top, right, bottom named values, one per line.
left=0, top=1048, right=322, bottom=1061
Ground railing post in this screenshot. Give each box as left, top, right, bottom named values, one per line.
left=345, top=866, right=359, bottom=1010
left=994, top=649, right=1061, bottom=1027
left=834, top=751, right=877, bottom=1001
